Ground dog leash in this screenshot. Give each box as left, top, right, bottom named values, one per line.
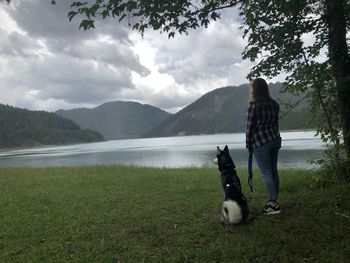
left=247, top=151, right=254, bottom=202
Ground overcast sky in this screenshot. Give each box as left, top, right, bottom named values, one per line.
left=0, top=0, right=278, bottom=113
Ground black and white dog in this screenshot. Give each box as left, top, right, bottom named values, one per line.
left=215, top=145, right=250, bottom=224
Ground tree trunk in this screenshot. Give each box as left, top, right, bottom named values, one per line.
left=326, top=0, right=350, bottom=160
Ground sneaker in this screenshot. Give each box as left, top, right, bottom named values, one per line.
left=262, top=203, right=281, bottom=215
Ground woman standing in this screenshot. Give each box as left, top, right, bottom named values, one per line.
left=246, top=78, right=282, bottom=214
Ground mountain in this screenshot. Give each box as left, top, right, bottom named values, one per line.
left=0, top=104, right=104, bottom=149
left=144, top=83, right=313, bottom=137
left=56, top=101, right=172, bottom=140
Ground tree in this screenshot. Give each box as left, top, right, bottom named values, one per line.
left=239, top=0, right=350, bottom=178
left=67, top=1, right=241, bottom=32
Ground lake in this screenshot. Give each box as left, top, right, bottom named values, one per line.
left=0, top=131, right=327, bottom=169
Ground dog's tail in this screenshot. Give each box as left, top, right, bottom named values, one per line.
left=221, top=200, right=242, bottom=224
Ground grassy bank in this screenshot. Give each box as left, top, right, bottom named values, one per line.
left=0, top=166, right=349, bottom=262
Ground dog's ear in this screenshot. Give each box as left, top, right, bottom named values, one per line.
left=224, top=145, right=229, bottom=153
left=217, top=146, right=221, bottom=155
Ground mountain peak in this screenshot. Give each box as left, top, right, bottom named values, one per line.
left=56, top=101, right=171, bottom=140
left=144, top=83, right=312, bottom=137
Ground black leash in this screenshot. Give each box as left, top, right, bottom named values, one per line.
left=247, top=151, right=254, bottom=202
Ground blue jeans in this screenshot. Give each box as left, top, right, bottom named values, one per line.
left=253, top=138, right=281, bottom=201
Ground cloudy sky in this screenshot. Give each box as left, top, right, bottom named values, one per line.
left=0, top=0, right=268, bottom=113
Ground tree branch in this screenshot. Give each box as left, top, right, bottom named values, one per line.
left=301, top=49, right=338, bottom=145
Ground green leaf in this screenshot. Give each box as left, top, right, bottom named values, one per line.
left=168, top=32, right=175, bottom=38
left=118, top=13, right=127, bottom=22
left=79, top=20, right=95, bottom=31
left=67, top=11, right=78, bottom=21
left=70, top=1, right=88, bottom=8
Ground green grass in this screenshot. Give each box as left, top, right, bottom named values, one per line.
left=0, top=166, right=349, bottom=262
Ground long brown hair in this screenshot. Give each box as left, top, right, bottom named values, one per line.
left=249, top=78, right=271, bottom=102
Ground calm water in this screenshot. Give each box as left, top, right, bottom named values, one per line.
left=0, top=131, right=326, bottom=169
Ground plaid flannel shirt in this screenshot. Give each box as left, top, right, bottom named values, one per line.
left=246, top=99, right=280, bottom=149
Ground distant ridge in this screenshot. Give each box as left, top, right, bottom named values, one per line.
left=144, top=83, right=313, bottom=138
left=0, top=104, right=104, bottom=149
left=56, top=101, right=171, bottom=140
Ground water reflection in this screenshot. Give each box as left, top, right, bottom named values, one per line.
left=0, top=131, right=326, bottom=168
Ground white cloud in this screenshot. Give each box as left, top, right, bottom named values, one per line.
left=0, top=1, right=254, bottom=113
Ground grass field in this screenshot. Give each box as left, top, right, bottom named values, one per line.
left=0, top=166, right=349, bottom=262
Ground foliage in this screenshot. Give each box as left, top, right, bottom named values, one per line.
left=313, top=145, right=350, bottom=182
left=239, top=0, right=350, bottom=177
left=67, top=0, right=241, bottom=35
left=0, top=104, right=104, bottom=148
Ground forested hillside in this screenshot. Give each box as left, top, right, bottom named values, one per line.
left=56, top=101, right=171, bottom=140
left=0, top=104, right=104, bottom=149
left=144, top=83, right=313, bottom=137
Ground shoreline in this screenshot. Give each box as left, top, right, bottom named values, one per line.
left=0, top=131, right=323, bottom=169
left=0, top=129, right=316, bottom=152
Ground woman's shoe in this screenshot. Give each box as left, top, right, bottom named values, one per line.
left=262, top=203, right=281, bottom=215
